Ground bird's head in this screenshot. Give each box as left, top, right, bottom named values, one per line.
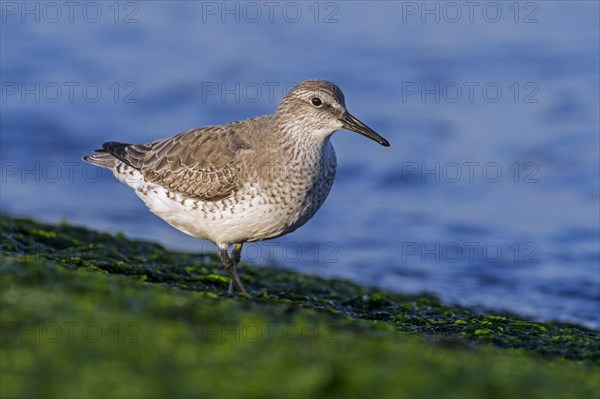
left=276, top=80, right=390, bottom=147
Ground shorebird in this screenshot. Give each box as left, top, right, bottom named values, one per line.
left=84, top=80, right=389, bottom=295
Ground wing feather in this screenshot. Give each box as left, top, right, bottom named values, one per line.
left=99, top=119, right=265, bottom=201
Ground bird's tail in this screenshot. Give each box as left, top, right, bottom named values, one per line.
left=83, top=141, right=148, bottom=170
left=84, top=141, right=141, bottom=170
left=82, top=151, right=118, bottom=170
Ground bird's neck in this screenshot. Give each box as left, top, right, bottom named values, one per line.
left=273, top=118, right=333, bottom=158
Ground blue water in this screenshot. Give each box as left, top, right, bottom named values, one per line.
left=1, top=1, right=598, bottom=329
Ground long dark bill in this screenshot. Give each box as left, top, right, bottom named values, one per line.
left=342, top=113, right=390, bottom=147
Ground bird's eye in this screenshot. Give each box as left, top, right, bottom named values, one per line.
left=311, top=97, right=323, bottom=107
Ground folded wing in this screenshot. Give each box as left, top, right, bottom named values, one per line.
left=86, top=125, right=255, bottom=201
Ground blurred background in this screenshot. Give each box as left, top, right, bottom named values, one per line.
left=1, top=1, right=598, bottom=329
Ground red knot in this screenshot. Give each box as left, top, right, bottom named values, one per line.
left=84, top=80, right=389, bottom=295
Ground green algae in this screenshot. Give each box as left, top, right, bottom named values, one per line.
left=1, top=215, right=599, bottom=398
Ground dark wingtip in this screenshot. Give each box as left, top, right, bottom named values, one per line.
left=99, top=141, right=140, bottom=169
left=102, top=141, right=129, bottom=152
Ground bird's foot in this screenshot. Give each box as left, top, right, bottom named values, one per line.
left=221, top=246, right=250, bottom=296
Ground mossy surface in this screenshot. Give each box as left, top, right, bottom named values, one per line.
left=1, top=215, right=599, bottom=398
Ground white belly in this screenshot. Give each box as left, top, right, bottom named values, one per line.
left=113, top=166, right=333, bottom=245
left=112, top=140, right=337, bottom=246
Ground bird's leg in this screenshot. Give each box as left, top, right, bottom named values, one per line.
left=232, top=243, right=243, bottom=264
left=229, top=243, right=244, bottom=294
left=220, top=245, right=249, bottom=296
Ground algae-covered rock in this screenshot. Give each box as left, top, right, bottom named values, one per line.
left=1, top=215, right=599, bottom=398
